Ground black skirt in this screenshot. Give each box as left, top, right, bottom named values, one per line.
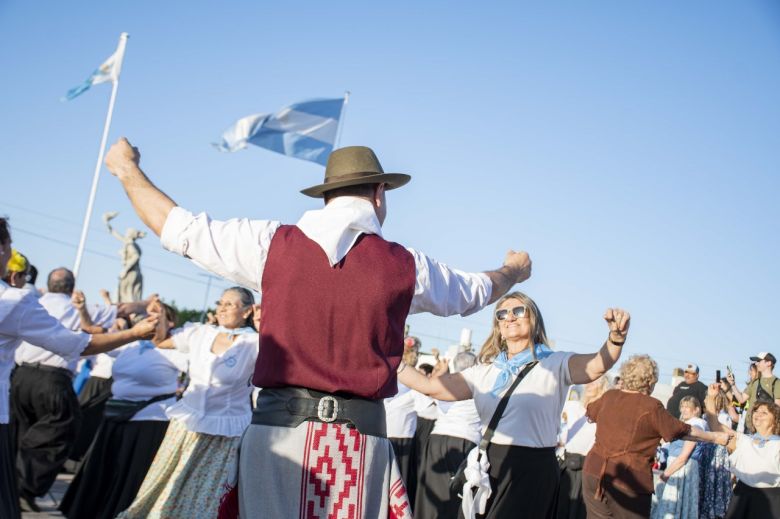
left=725, top=481, right=780, bottom=519
left=59, top=419, right=168, bottom=519
left=70, top=376, right=113, bottom=461
left=415, top=434, right=476, bottom=519
left=557, top=452, right=586, bottom=519
left=0, top=424, right=21, bottom=519
left=474, top=444, right=560, bottom=519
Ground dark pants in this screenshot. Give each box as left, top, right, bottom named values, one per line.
left=11, top=364, right=82, bottom=497
left=0, top=424, right=21, bottom=519
left=582, top=473, right=651, bottom=519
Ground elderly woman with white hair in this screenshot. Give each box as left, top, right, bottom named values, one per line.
left=583, top=355, right=730, bottom=519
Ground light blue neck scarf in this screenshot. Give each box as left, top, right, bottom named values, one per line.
left=752, top=433, right=780, bottom=447
left=214, top=325, right=256, bottom=339
left=490, top=343, right=553, bottom=396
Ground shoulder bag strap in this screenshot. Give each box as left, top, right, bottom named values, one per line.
left=479, top=361, right=538, bottom=451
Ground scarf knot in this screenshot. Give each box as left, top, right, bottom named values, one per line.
left=490, top=343, right=553, bottom=396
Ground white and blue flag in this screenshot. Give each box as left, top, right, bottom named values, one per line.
left=63, top=33, right=127, bottom=101
left=214, top=97, right=346, bottom=166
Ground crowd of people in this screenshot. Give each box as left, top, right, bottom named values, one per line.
left=0, top=137, right=778, bottom=519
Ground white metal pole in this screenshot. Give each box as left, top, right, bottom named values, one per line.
left=334, top=91, right=350, bottom=150
left=73, top=32, right=129, bottom=279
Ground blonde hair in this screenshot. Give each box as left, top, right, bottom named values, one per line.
left=581, top=376, right=610, bottom=408
left=679, top=395, right=702, bottom=417
left=477, top=291, right=549, bottom=364
left=619, top=355, right=658, bottom=395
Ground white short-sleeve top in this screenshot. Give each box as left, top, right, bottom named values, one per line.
left=459, top=351, right=575, bottom=448
left=729, top=433, right=780, bottom=488
left=109, top=341, right=189, bottom=421
left=166, top=323, right=259, bottom=437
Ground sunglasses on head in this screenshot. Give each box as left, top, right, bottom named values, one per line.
left=495, top=305, right=526, bottom=321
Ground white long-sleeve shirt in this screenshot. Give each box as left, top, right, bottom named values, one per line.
left=159, top=197, right=493, bottom=317
left=15, top=292, right=115, bottom=372
left=0, top=282, right=90, bottom=423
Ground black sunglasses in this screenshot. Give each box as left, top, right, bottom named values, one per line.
left=495, top=305, right=526, bottom=321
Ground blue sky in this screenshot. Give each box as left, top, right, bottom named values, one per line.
left=1, top=1, right=778, bottom=384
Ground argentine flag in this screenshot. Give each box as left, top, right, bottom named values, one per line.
left=63, top=33, right=127, bottom=101
left=214, top=97, right=346, bottom=166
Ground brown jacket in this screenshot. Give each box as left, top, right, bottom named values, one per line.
left=583, top=389, right=691, bottom=495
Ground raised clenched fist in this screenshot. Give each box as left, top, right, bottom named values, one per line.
left=105, top=137, right=141, bottom=178
left=504, top=250, right=532, bottom=284
left=604, top=308, right=630, bottom=344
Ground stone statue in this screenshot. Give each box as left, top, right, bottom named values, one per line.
left=103, top=211, right=145, bottom=302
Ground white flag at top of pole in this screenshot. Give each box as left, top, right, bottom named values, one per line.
left=63, top=36, right=128, bottom=101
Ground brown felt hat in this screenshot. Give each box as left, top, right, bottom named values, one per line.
left=300, top=146, right=411, bottom=198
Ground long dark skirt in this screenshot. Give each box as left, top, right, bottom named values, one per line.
left=69, top=376, right=112, bottom=462
left=476, top=444, right=560, bottom=519
left=59, top=419, right=168, bottom=519
left=390, top=436, right=417, bottom=509
left=557, top=452, right=586, bottom=519
left=0, top=424, right=21, bottom=519
left=725, top=481, right=780, bottom=519
left=414, top=417, right=436, bottom=473
left=415, top=434, right=475, bottom=519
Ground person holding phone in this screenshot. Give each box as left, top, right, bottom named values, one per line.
left=729, top=352, right=780, bottom=433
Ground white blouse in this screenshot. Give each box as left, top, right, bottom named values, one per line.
left=166, top=323, right=259, bottom=437
left=0, top=282, right=89, bottom=423
left=729, top=433, right=780, bottom=488
left=385, top=382, right=417, bottom=438
left=460, top=351, right=575, bottom=448
left=109, top=341, right=189, bottom=421
left=432, top=399, right=482, bottom=445
left=562, top=401, right=596, bottom=456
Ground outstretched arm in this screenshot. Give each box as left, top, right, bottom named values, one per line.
left=397, top=360, right=473, bottom=401
left=105, top=137, right=176, bottom=237
left=568, top=308, right=630, bottom=385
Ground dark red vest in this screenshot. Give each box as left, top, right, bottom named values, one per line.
left=253, top=225, right=416, bottom=399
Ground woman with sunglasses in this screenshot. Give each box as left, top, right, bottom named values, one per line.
left=116, top=287, right=259, bottom=519
left=398, top=291, right=630, bottom=518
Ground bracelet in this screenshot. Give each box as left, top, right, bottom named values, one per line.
left=397, top=361, right=407, bottom=374
left=608, top=335, right=626, bottom=347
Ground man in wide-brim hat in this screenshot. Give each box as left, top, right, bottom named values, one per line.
left=104, top=137, right=532, bottom=518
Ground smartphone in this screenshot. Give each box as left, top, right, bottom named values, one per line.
left=727, top=365, right=733, bottom=377
left=716, top=370, right=721, bottom=383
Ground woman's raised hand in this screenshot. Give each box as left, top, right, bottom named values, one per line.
left=604, top=308, right=630, bottom=344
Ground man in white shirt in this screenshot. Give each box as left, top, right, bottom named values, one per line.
left=12, top=268, right=116, bottom=507
left=103, top=137, right=532, bottom=518
left=0, top=217, right=158, bottom=516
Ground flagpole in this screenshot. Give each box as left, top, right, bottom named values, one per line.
left=334, top=91, right=350, bottom=150
left=73, top=32, right=129, bottom=280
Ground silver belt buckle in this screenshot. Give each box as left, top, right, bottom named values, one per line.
left=317, top=396, right=339, bottom=423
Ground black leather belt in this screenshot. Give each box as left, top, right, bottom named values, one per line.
left=252, top=387, right=387, bottom=438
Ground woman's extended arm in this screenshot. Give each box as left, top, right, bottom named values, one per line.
left=568, top=308, right=630, bottom=385
left=397, top=360, right=473, bottom=401
left=661, top=440, right=696, bottom=481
